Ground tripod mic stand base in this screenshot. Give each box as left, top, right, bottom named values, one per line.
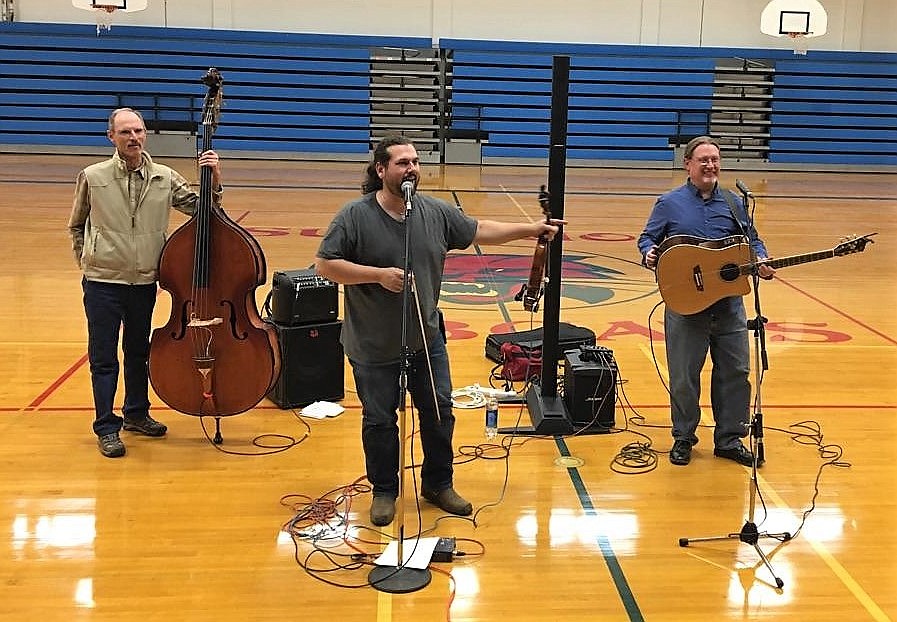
left=369, top=565, right=432, bottom=593
left=679, top=521, right=791, bottom=589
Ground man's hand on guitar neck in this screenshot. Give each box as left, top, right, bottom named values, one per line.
left=756, top=259, right=776, bottom=280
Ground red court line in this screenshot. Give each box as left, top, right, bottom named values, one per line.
left=26, top=353, right=88, bottom=410
left=23, top=210, right=253, bottom=412
left=775, top=276, right=897, bottom=346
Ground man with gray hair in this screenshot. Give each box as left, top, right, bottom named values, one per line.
left=637, top=136, right=775, bottom=468
left=68, top=108, right=223, bottom=458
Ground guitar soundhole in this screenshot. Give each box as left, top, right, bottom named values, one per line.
left=720, top=263, right=740, bottom=282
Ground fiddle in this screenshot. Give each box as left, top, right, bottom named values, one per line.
left=515, top=185, right=552, bottom=312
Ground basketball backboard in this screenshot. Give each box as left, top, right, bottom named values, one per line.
left=71, top=0, right=148, bottom=10
left=71, top=0, right=147, bottom=34
left=760, top=0, right=828, bottom=36
left=761, top=0, right=827, bottom=54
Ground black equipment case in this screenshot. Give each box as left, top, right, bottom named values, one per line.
left=484, top=322, right=596, bottom=363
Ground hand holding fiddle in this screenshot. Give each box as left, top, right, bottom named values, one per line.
left=535, top=218, right=567, bottom=241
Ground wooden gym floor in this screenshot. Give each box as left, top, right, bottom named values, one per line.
left=0, top=153, right=894, bottom=621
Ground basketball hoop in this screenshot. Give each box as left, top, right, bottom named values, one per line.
left=787, top=32, right=809, bottom=55
left=93, top=5, right=117, bottom=34
left=71, top=0, right=148, bottom=35
left=760, top=0, right=827, bottom=56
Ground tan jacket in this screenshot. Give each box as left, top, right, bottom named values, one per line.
left=68, top=151, right=209, bottom=285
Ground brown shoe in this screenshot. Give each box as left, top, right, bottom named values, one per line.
left=123, top=415, right=167, bottom=437
left=370, top=495, right=396, bottom=526
left=98, top=432, right=125, bottom=458
left=421, top=487, right=472, bottom=516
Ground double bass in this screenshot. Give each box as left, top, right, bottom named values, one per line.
left=149, top=68, right=280, bottom=422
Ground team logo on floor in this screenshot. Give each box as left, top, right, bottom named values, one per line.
left=441, top=252, right=657, bottom=309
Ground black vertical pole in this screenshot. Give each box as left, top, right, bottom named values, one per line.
left=522, top=55, right=573, bottom=435
left=540, top=54, right=569, bottom=396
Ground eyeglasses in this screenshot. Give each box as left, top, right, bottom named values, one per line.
left=691, top=157, right=720, bottom=165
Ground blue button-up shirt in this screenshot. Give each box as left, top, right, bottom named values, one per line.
left=637, top=180, right=769, bottom=259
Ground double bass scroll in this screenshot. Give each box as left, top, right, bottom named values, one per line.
left=148, top=68, right=281, bottom=418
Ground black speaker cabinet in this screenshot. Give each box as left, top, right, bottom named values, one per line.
left=563, top=348, right=617, bottom=431
left=269, top=320, right=344, bottom=408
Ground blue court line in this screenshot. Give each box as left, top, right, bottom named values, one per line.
left=556, top=436, right=645, bottom=621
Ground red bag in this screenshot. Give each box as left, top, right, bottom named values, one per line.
left=497, top=341, right=542, bottom=382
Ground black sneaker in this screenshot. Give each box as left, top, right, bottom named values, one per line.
left=123, top=416, right=168, bottom=437
left=714, top=443, right=757, bottom=467
left=669, top=439, right=692, bottom=466
left=98, top=432, right=125, bottom=458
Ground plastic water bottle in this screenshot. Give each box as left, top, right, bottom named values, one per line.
left=485, top=395, right=498, bottom=440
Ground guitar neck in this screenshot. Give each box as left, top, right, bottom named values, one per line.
left=763, top=249, right=836, bottom=271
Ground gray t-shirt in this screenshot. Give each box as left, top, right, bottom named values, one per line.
left=317, top=192, right=478, bottom=364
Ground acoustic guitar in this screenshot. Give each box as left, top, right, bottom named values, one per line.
left=654, top=233, right=876, bottom=315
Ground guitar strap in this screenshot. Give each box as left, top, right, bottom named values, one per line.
left=721, top=188, right=752, bottom=243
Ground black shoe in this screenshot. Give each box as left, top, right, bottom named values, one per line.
left=370, top=495, right=396, bottom=526
left=714, top=443, right=756, bottom=467
left=669, top=439, right=692, bottom=466
left=421, top=487, right=473, bottom=516
left=98, top=432, right=125, bottom=458
left=123, top=415, right=167, bottom=437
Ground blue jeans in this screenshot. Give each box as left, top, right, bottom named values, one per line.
left=664, top=297, right=750, bottom=450
left=350, top=337, right=456, bottom=498
left=82, top=278, right=157, bottom=437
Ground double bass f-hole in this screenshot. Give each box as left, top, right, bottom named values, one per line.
left=515, top=185, right=552, bottom=312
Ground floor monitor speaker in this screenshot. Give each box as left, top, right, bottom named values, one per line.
left=269, top=320, right=344, bottom=408
left=563, top=347, right=616, bottom=432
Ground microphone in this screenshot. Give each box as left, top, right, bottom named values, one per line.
left=401, top=180, right=415, bottom=204
left=735, top=179, right=753, bottom=198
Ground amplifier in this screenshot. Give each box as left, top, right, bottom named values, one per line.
left=563, top=347, right=617, bottom=432
left=268, top=320, right=344, bottom=409
left=270, top=269, right=338, bottom=326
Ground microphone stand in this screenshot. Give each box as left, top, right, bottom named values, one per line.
left=677, top=185, right=791, bottom=588
left=368, top=184, right=431, bottom=593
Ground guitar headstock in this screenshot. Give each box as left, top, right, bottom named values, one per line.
left=538, top=184, right=551, bottom=218
left=200, top=68, right=224, bottom=131
left=834, top=233, right=877, bottom=256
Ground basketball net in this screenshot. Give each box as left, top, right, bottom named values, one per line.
left=93, top=5, right=117, bottom=35
left=788, top=32, right=808, bottom=55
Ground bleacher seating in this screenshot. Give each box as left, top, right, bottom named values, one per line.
left=769, top=60, right=897, bottom=165
left=1, top=22, right=894, bottom=166
left=449, top=45, right=715, bottom=161
left=0, top=22, right=428, bottom=155
left=446, top=39, right=896, bottom=165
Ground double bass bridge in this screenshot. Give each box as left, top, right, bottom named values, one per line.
left=188, top=316, right=224, bottom=327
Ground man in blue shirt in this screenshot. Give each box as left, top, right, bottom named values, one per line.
left=638, top=136, right=775, bottom=467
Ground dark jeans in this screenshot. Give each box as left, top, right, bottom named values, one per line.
left=350, top=337, right=456, bottom=498
left=82, top=278, right=157, bottom=437
left=664, top=297, right=751, bottom=450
